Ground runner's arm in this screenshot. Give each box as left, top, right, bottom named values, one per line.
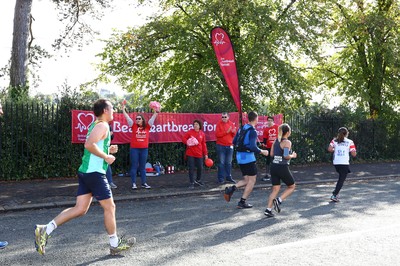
left=85, top=122, right=115, bottom=164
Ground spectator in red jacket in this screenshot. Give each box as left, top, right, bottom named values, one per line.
left=215, top=112, right=237, bottom=184
left=182, top=120, right=208, bottom=189
left=261, top=116, right=279, bottom=181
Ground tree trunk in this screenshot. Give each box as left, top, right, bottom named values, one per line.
left=9, top=0, right=32, bottom=97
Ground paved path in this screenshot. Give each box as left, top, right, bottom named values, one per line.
left=1, top=177, right=400, bottom=265
left=0, top=162, right=399, bottom=212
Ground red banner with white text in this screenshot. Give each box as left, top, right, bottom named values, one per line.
left=71, top=110, right=283, bottom=144
left=211, top=27, right=242, bottom=114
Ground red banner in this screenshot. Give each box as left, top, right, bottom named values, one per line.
left=71, top=111, right=240, bottom=144
left=71, top=111, right=283, bottom=144
left=211, top=27, right=242, bottom=114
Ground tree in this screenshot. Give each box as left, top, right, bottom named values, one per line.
left=311, top=0, right=400, bottom=118
left=8, top=0, right=113, bottom=100
left=95, top=0, right=327, bottom=113
left=9, top=0, right=32, bottom=99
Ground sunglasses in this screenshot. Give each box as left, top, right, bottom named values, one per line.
left=221, top=116, right=228, bottom=118
left=136, top=118, right=142, bottom=120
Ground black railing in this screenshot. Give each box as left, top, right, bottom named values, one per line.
left=1, top=102, right=399, bottom=180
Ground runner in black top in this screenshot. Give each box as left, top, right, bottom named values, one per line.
left=264, top=123, right=297, bottom=217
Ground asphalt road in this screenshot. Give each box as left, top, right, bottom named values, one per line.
left=1, top=178, right=400, bottom=266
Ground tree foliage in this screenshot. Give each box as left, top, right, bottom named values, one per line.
left=7, top=0, right=113, bottom=100
left=96, top=0, right=327, bottom=113
left=311, top=0, right=400, bottom=117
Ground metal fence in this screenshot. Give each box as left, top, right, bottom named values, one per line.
left=1, top=102, right=399, bottom=180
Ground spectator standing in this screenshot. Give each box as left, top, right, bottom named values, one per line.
left=215, top=112, right=237, bottom=184
left=122, top=101, right=159, bottom=190
left=261, top=116, right=279, bottom=181
left=182, top=120, right=208, bottom=189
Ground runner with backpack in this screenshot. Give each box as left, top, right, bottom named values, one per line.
left=223, top=111, right=269, bottom=209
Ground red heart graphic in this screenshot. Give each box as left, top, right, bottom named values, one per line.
left=77, top=112, right=95, bottom=132
left=269, top=128, right=276, bottom=135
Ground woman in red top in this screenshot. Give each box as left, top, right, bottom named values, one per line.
left=122, top=102, right=158, bottom=190
left=182, top=120, right=208, bottom=189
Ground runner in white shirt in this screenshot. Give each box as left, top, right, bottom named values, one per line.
left=327, top=127, right=357, bottom=202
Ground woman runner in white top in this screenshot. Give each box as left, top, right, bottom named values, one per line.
left=328, top=127, right=357, bottom=202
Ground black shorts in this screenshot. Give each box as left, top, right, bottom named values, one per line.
left=239, top=162, right=258, bottom=176
left=77, top=172, right=112, bottom=201
left=270, top=164, right=295, bottom=186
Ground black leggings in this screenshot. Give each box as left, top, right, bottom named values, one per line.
left=333, top=165, right=350, bottom=196
left=187, top=156, right=203, bottom=183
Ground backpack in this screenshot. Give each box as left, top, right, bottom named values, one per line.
left=235, top=126, right=253, bottom=152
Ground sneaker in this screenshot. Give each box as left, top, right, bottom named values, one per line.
left=330, top=195, right=339, bottom=202
left=194, top=179, right=205, bottom=186
left=188, top=183, right=195, bottom=189
left=261, top=175, right=270, bottom=181
left=141, top=183, right=151, bottom=189
left=225, top=178, right=236, bottom=184
left=0, top=241, right=8, bottom=249
left=218, top=180, right=225, bottom=185
left=224, top=186, right=235, bottom=202
left=237, top=201, right=253, bottom=209
left=264, top=209, right=274, bottom=217
left=131, top=184, right=137, bottom=190
left=109, top=182, right=117, bottom=189
left=273, top=198, right=281, bottom=213
left=110, top=236, right=136, bottom=256
left=35, top=225, right=50, bottom=255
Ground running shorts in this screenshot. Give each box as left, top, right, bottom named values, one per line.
left=77, top=171, right=112, bottom=201
left=270, top=164, right=295, bottom=186
left=239, top=161, right=258, bottom=176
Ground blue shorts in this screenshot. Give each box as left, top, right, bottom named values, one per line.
left=77, top=172, right=112, bottom=201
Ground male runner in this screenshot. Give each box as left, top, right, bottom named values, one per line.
left=34, top=99, right=134, bottom=255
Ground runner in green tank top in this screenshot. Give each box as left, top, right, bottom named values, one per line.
left=78, top=120, right=110, bottom=174
left=34, top=99, right=135, bottom=256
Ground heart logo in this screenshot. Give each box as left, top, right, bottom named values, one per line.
left=269, top=128, right=276, bottom=135
left=214, top=33, right=225, bottom=45
left=215, top=33, right=224, bottom=42
left=76, top=112, right=95, bottom=132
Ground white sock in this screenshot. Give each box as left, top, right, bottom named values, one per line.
left=109, top=233, right=119, bottom=248
left=278, top=197, right=282, bottom=204
left=46, top=220, right=57, bottom=235
left=267, top=208, right=272, bottom=211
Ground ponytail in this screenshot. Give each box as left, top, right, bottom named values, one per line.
left=336, top=127, right=348, bottom=143
left=278, top=123, right=291, bottom=142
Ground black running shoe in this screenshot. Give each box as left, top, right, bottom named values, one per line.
left=237, top=201, right=253, bottom=209
left=273, top=198, right=281, bottom=213
left=224, top=186, right=235, bottom=202
left=194, top=179, right=205, bottom=186
left=264, top=209, right=274, bottom=217
left=225, top=178, right=237, bottom=184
